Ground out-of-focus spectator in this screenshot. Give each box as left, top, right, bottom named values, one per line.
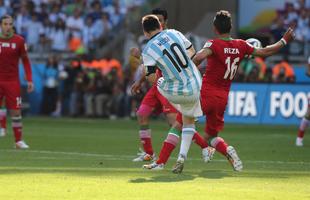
left=49, top=3, right=66, bottom=24
left=66, top=8, right=84, bottom=39
left=272, top=56, right=295, bottom=83
left=94, top=71, right=113, bottom=118
left=94, top=12, right=112, bottom=44
left=239, top=56, right=267, bottom=82
left=15, top=5, right=30, bottom=37
left=0, top=0, right=9, bottom=17
left=283, top=2, right=298, bottom=25
left=82, top=16, right=98, bottom=50
left=49, top=18, right=69, bottom=52
left=87, top=0, right=103, bottom=22
left=83, top=68, right=97, bottom=117
left=41, top=55, right=60, bottom=115
left=105, top=0, right=125, bottom=27
left=25, top=12, right=44, bottom=51
left=270, top=17, right=286, bottom=42
left=36, top=3, right=49, bottom=23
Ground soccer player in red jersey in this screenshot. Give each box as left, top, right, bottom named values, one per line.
left=0, top=15, right=34, bottom=148
left=192, top=10, right=295, bottom=171
left=131, top=8, right=212, bottom=165
left=295, top=56, right=310, bottom=147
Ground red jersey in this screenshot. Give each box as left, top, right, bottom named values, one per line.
left=203, top=38, right=254, bottom=91
left=0, top=34, right=31, bottom=82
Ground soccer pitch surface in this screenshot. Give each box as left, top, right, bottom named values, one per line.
left=0, top=117, right=309, bottom=200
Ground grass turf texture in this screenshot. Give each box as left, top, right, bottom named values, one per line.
left=0, top=117, right=309, bottom=200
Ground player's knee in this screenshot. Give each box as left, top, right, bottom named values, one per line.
left=136, top=104, right=152, bottom=118
left=172, top=121, right=182, bottom=131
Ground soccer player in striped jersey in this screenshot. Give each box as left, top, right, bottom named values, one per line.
left=193, top=10, right=295, bottom=171
left=0, top=15, right=33, bottom=148
left=140, top=14, right=203, bottom=173
left=131, top=8, right=213, bottom=165
left=295, top=56, right=310, bottom=146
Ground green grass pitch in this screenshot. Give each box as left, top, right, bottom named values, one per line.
left=0, top=117, right=309, bottom=200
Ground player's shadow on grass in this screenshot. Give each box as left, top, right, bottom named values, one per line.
left=129, top=169, right=229, bottom=183
left=129, top=173, right=195, bottom=183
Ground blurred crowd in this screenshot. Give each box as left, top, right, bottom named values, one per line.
left=0, top=0, right=145, bottom=52
left=234, top=55, right=296, bottom=83
left=37, top=54, right=143, bottom=119
left=270, top=0, right=310, bottom=55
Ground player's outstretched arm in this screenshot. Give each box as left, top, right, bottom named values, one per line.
left=253, top=28, right=295, bottom=58
left=192, top=48, right=213, bottom=66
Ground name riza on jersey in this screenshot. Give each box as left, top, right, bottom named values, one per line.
left=224, top=48, right=240, bottom=54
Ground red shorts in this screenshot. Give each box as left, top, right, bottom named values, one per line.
left=140, top=85, right=177, bottom=114
left=200, top=89, right=229, bottom=136
left=0, top=81, right=21, bottom=110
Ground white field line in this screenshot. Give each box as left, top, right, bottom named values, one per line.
left=1, top=149, right=310, bottom=165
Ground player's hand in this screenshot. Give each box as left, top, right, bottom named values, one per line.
left=130, top=47, right=141, bottom=59
left=131, top=81, right=141, bottom=95
left=282, top=27, right=295, bottom=44
left=27, top=81, right=34, bottom=93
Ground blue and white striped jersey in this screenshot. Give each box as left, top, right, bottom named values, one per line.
left=142, top=29, right=202, bottom=96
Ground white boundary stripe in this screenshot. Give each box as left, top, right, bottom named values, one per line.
left=1, top=149, right=310, bottom=165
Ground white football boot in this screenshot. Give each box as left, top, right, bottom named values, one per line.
left=143, top=162, right=164, bottom=170
left=172, top=154, right=185, bottom=174
left=132, top=149, right=156, bottom=162
left=202, top=146, right=215, bottom=163
left=226, top=146, right=242, bottom=171
left=296, top=137, right=303, bottom=147
left=15, top=140, right=30, bottom=149
left=0, top=128, right=6, bottom=137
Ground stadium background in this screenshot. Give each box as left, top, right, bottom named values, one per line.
left=6, top=0, right=309, bottom=125
left=1, top=1, right=310, bottom=200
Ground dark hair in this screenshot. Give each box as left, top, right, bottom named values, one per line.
left=213, top=10, right=232, bottom=34
left=142, top=14, right=160, bottom=33
left=151, top=8, right=168, bottom=21
left=0, top=14, right=13, bottom=24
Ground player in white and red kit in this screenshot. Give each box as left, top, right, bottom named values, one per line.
left=295, top=56, right=310, bottom=146
left=131, top=8, right=211, bottom=164
left=0, top=15, right=34, bottom=148
left=192, top=10, right=295, bottom=171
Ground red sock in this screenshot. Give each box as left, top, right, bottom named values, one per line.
left=157, top=142, right=176, bottom=164
left=298, top=130, right=305, bottom=138
left=0, top=115, right=6, bottom=129
left=139, top=129, right=153, bottom=155
left=13, top=125, right=22, bottom=142
left=141, top=137, right=153, bottom=155
left=210, top=137, right=228, bottom=156
left=12, top=117, right=22, bottom=142
left=0, top=109, right=6, bottom=129
left=192, top=132, right=208, bottom=148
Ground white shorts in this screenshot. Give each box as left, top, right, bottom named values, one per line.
left=157, top=86, right=202, bottom=118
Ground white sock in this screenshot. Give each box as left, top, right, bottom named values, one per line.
left=178, top=125, right=195, bottom=159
